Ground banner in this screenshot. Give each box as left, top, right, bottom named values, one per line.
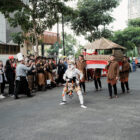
left=86, top=60, right=108, bottom=69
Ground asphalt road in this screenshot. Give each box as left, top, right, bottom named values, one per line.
left=0, top=69, right=140, bottom=140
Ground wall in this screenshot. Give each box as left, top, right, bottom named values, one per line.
left=128, top=0, right=140, bottom=19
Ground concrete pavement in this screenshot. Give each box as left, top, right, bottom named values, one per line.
left=0, top=69, right=140, bottom=140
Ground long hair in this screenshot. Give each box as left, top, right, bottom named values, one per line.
left=5, top=60, right=11, bottom=68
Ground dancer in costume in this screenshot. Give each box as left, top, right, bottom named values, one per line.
left=60, top=61, right=87, bottom=109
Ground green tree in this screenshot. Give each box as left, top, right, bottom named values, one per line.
left=47, top=33, right=77, bottom=57
left=47, top=42, right=61, bottom=56
left=70, top=0, right=118, bottom=42
left=75, top=45, right=84, bottom=58
left=0, top=0, right=74, bottom=55
left=60, top=33, right=76, bottom=56
left=111, top=18, right=140, bottom=56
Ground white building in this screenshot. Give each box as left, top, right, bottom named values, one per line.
left=0, top=13, right=20, bottom=63
left=128, top=0, right=140, bottom=19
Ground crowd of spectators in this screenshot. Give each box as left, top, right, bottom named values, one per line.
left=0, top=55, right=70, bottom=99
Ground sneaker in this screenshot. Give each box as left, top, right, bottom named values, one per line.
left=83, top=92, right=86, bottom=95
left=14, top=96, right=20, bottom=99
left=60, top=101, right=67, bottom=105
left=0, top=94, right=5, bottom=99
left=81, top=105, right=87, bottom=109
left=115, top=96, right=118, bottom=98
left=109, top=96, right=113, bottom=99
left=10, top=95, right=14, bottom=98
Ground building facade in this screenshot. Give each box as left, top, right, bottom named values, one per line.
left=128, top=0, right=140, bottom=19
left=0, top=12, right=60, bottom=63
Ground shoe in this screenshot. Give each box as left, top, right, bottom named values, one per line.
left=127, top=90, right=130, bottom=93
left=109, top=96, right=113, bottom=99
left=0, top=94, right=5, bottom=99
left=60, top=101, right=66, bottom=105
left=10, top=95, right=14, bottom=98
left=83, top=92, right=86, bottom=95
left=14, top=96, right=20, bottom=99
left=27, top=94, right=33, bottom=98
left=99, top=87, right=102, bottom=91
left=81, top=105, right=87, bottom=109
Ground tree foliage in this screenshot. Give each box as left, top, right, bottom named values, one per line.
left=75, top=45, right=84, bottom=58
left=0, top=0, right=74, bottom=55
left=111, top=18, right=140, bottom=55
left=47, top=33, right=76, bottom=57
left=60, top=33, right=76, bottom=56
left=70, top=0, right=118, bottom=42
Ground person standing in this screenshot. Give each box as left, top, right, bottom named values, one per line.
left=94, top=68, right=102, bottom=91
left=5, top=60, right=15, bottom=96
left=63, top=57, right=68, bottom=72
left=120, top=56, right=130, bottom=93
left=0, top=61, right=6, bottom=99
left=15, top=53, right=33, bottom=99
left=76, top=55, right=87, bottom=94
left=36, top=58, right=45, bottom=91
left=57, top=59, right=65, bottom=85
left=106, top=55, right=119, bottom=99
left=27, top=60, right=36, bottom=93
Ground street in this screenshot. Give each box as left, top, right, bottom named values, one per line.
left=0, top=69, right=140, bottom=140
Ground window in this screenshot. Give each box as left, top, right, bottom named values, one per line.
left=0, top=44, right=20, bottom=54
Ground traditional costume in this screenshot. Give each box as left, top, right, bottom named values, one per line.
left=76, top=55, right=86, bottom=93
left=60, top=61, right=87, bottom=109
left=106, top=57, right=119, bottom=98
left=120, top=57, right=130, bottom=93
left=94, top=68, right=102, bottom=91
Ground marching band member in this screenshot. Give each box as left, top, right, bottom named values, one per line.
left=106, top=55, right=119, bottom=99
left=76, top=55, right=87, bottom=94
left=120, top=56, right=130, bottom=93
left=36, top=58, right=45, bottom=91
left=94, top=68, right=102, bottom=91
left=60, top=61, right=87, bottom=109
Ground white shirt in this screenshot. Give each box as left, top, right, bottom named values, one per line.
left=16, top=63, right=31, bottom=77
left=63, top=68, right=83, bottom=81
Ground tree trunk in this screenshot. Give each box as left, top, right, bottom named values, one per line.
left=33, top=22, right=39, bottom=56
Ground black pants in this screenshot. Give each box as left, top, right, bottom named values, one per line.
left=121, top=82, right=129, bottom=93
left=94, top=78, right=102, bottom=90
left=0, top=82, right=5, bottom=94
left=80, top=82, right=86, bottom=92
left=8, top=80, right=15, bottom=95
left=108, top=83, right=117, bottom=97
left=15, top=77, right=31, bottom=98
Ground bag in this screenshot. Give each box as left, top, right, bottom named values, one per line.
left=46, top=80, right=51, bottom=85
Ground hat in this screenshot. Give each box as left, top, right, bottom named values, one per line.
left=68, top=60, right=75, bottom=65
left=17, top=53, right=24, bottom=61
left=9, top=56, right=14, bottom=59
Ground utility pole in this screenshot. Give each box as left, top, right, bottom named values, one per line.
left=62, top=13, right=65, bottom=56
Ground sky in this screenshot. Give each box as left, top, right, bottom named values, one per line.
left=110, top=0, right=128, bottom=31
left=52, top=0, right=128, bottom=45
